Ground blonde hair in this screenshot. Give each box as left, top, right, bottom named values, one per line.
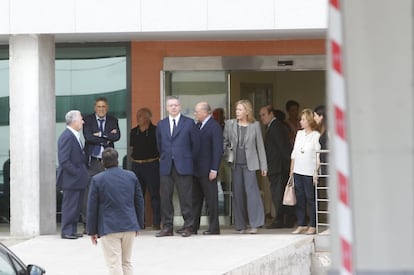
left=301, top=108, right=318, bottom=131
left=235, top=99, right=255, bottom=123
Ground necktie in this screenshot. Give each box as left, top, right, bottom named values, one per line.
left=98, top=119, right=105, bottom=133
left=172, top=119, right=177, bottom=136
left=93, top=119, right=105, bottom=155
left=197, top=122, right=202, bottom=129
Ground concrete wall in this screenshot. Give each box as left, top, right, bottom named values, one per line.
left=0, top=0, right=326, bottom=35
left=9, top=34, right=56, bottom=236
left=329, top=0, right=414, bottom=273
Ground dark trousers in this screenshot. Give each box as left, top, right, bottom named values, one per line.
left=131, top=161, right=161, bottom=227
left=294, top=173, right=316, bottom=227
left=192, top=176, right=220, bottom=233
left=61, top=189, right=84, bottom=235
left=160, top=163, right=193, bottom=230
left=268, top=172, right=295, bottom=225
left=81, top=158, right=104, bottom=225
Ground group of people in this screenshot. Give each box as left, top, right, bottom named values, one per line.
left=56, top=98, right=143, bottom=275
left=56, top=95, right=327, bottom=274
left=151, top=97, right=328, bottom=237
left=261, top=101, right=328, bottom=235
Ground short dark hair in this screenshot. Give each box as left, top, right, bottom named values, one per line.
left=262, top=104, right=274, bottom=114
left=273, top=109, right=286, bottom=121
left=95, top=97, right=108, bottom=105
left=102, top=148, right=118, bottom=168
left=285, top=100, right=299, bottom=111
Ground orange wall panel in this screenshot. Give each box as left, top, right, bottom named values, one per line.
left=130, top=39, right=325, bottom=126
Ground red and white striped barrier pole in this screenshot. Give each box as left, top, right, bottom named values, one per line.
left=328, top=0, right=354, bottom=274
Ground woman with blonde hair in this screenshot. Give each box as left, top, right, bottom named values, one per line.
left=290, top=108, right=321, bottom=235
left=223, top=99, right=267, bottom=234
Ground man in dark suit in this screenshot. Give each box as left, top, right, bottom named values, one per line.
left=192, top=102, right=223, bottom=235
left=155, top=96, right=200, bottom=237
left=83, top=97, right=121, bottom=170
left=82, top=97, right=121, bottom=232
left=259, top=105, right=295, bottom=228
left=87, top=148, right=144, bottom=274
left=57, top=110, right=89, bottom=239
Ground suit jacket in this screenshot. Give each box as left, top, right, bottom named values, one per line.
left=56, top=128, right=89, bottom=190
left=156, top=114, right=200, bottom=176
left=83, top=113, right=121, bottom=162
left=193, top=117, right=223, bottom=178
left=87, top=167, right=144, bottom=236
left=265, top=118, right=292, bottom=176
left=223, top=119, right=267, bottom=172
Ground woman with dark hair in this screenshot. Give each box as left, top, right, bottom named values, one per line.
left=290, top=109, right=321, bottom=235
left=314, top=105, right=327, bottom=148
left=314, top=105, right=328, bottom=175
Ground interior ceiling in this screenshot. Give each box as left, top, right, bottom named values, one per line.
left=0, top=28, right=326, bottom=44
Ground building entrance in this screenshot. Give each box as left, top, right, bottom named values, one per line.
left=163, top=55, right=326, bottom=226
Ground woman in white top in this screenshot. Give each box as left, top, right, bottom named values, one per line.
left=290, top=108, right=321, bottom=235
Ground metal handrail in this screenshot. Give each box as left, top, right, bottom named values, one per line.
left=315, top=150, right=330, bottom=235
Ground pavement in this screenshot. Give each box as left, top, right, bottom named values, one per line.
left=0, top=224, right=316, bottom=275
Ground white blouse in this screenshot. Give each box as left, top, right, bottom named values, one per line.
left=291, top=129, right=321, bottom=176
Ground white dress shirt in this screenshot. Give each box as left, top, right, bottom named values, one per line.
left=169, top=113, right=181, bottom=135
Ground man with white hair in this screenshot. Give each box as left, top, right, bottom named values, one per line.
left=57, top=110, right=89, bottom=239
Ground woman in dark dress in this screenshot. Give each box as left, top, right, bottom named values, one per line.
left=313, top=105, right=328, bottom=175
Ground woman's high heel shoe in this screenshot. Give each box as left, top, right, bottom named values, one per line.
left=292, top=226, right=308, bottom=234
left=305, top=227, right=316, bottom=235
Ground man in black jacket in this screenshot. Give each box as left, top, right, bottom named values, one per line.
left=82, top=97, right=121, bottom=233
left=260, top=105, right=295, bottom=228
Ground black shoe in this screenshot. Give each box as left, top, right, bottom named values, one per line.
left=175, top=227, right=185, bottom=234
left=156, top=228, right=173, bottom=237
left=202, top=231, right=220, bottom=235
left=61, top=234, right=78, bottom=239
left=176, top=227, right=197, bottom=234
left=181, top=228, right=192, bottom=237
left=74, top=233, right=83, bottom=238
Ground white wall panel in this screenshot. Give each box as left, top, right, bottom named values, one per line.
left=208, top=0, right=274, bottom=30
left=0, top=0, right=327, bottom=38
left=141, top=0, right=207, bottom=31
left=9, top=0, right=75, bottom=33
left=0, top=0, right=10, bottom=34
left=75, top=0, right=141, bottom=32
left=275, top=0, right=327, bottom=29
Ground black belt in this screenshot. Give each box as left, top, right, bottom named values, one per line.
left=91, top=156, right=102, bottom=161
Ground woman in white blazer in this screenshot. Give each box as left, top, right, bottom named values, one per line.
left=223, top=100, right=267, bottom=234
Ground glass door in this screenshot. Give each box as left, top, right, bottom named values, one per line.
left=163, top=70, right=233, bottom=225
